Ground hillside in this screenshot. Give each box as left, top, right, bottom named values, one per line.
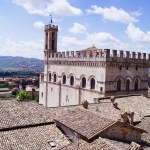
left=0, top=56, right=44, bottom=71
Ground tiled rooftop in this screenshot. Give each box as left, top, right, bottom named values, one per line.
left=1, top=124, right=70, bottom=150
left=54, top=108, right=115, bottom=140
left=89, top=95, right=150, bottom=122
left=136, top=117, right=150, bottom=144
left=61, top=137, right=130, bottom=150
left=1, top=95, right=150, bottom=150
left=0, top=99, right=79, bottom=129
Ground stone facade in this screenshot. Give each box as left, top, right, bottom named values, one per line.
left=100, top=122, right=142, bottom=142
left=39, top=23, right=150, bottom=107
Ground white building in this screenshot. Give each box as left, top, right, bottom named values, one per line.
left=39, top=23, right=150, bottom=107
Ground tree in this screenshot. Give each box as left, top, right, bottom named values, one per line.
left=18, top=90, right=31, bottom=101
left=35, top=93, right=39, bottom=102
left=33, top=78, right=39, bottom=88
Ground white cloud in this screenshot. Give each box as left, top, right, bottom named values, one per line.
left=86, top=6, right=138, bottom=23
left=58, top=32, right=130, bottom=51
left=69, top=23, right=87, bottom=34
left=12, top=0, right=82, bottom=16
left=0, top=39, right=43, bottom=59
left=33, top=21, right=45, bottom=28
left=126, top=23, right=150, bottom=43
left=130, top=8, right=142, bottom=16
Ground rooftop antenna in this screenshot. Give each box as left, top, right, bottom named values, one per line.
left=50, top=14, right=53, bottom=24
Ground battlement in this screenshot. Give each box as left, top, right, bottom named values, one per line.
left=45, top=24, right=58, bottom=30
left=45, top=49, right=150, bottom=63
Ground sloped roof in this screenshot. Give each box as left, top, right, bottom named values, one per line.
left=54, top=108, right=115, bottom=140
left=136, top=117, right=150, bottom=144
left=1, top=125, right=70, bottom=150
left=54, top=107, right=145, bottom=140
left=80, top=45, right=100, bottom=52
left=62, top=138, right=130, bottom=150
left=89, top=95, right=150, bottom=122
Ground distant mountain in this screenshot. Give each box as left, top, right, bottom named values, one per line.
left=0, top=56, right=44, bottom=71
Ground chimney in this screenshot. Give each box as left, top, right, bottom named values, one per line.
left=127, top=111, right=134, bottom=125
left=110, top=96, right=118, bottom=108
left=110, top=96, right=115, bottom=103
left=82, top=100, right=89, bottom=109
left=121, top=111, right=129, bottom=124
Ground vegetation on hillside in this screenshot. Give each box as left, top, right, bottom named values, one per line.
left=0, top=56, right=44, bottom=72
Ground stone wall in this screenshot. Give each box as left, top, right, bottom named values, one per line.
left=100, top=122, right=142, bottom=142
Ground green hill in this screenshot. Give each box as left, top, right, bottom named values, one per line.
left=0, top=56, right=44, bottom=71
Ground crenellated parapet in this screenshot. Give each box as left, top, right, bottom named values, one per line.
left=45, top=49, right=150, bottom=65
left=45, top=24, right=58, bottom=30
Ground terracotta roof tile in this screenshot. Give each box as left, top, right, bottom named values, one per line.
left=54, top=108, right=115, bottom=140
left=1, top=125, right=70, bottom=150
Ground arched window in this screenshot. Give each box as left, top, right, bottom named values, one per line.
left=90, top=78, right=95, bottom=89
left=117, top=79, right=121, bottom=91
left=134, top=79, right=138, bottom=90
left=126, top=66, right=129, bottom=70
left=52, top=32, right=55, bottom=38
left=70, top=76, right=74, bottom=86
left=126, top=79, right=130, bottom=91
left=119, top=65, right=122, bottom=71
left=63, top=75, right=66, bottom=84
left=82, top=77, right=86, bottom=88
left=52, top=40, right=54, bottom=50
left=49, top=73, right=51, bottom=81
left=54, top=74, right=56, bottom=82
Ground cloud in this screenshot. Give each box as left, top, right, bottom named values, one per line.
left=86, top=6, right=138, bottom=23
left=126, top=23, right=150, bottom=43
left=69, top=23, right=87, bottom=34
left=0, top=39, right=43, bottom=59
left=130, top=8, right=142, bottom=16
left=12, top=0, right=82, bottom=16
left=58, top=32, right=130, bottom=51
left=33, top=21, right=45, bottom=28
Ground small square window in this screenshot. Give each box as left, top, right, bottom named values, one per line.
left=48, top=141, right=56, bottom=148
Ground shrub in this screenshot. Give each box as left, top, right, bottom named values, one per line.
left=18, top=90, right=31, bottom=101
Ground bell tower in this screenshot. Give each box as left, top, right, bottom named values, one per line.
left=44, top=17, right=58, bottom=55
left=43, top=16, right=58, bottom=107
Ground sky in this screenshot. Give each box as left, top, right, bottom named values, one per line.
left=0, top=0, right=150, bottom=59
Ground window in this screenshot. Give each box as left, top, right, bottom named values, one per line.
left=52, top=32, right=55, bottom=38
left=41, top=75, right=44, bottom=82
left=70, top=76, right=74, bottom=86
left=100, top=87, right=103, bottom=92
left=134, top=79, right=138, bottom=90
left=52, top=40, right=54, bottom=50
left=136, top=66, right=138, bottom=71
left=117, top=79, right=121, bottom=91
left=49, top=73, right=51, bottom=81
left=63, top=75, right=66, bottom=84
left=126, top=66, right=129, bottom=70
left=126, top=79, right=130, bottom=91
left=90, top=78, right=95, bottom=89
left=48, top=141, right=56, bottom=148
left=54, top=74, right=56, bottom=82
left=82, top=77, right=86, bottom=88
left=119, top=65, right=122, bottom=70
left=41, top=92, right=43, bottom=97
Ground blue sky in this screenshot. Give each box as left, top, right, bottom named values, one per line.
left=0, top=0, right=150, bottom=59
